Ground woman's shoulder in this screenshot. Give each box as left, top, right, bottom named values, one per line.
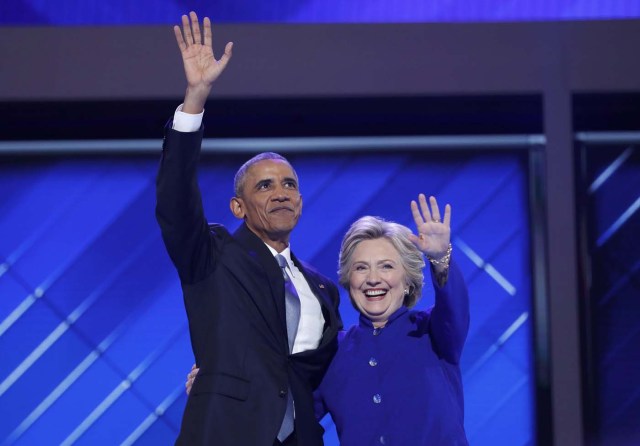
left=337, top=326, right=356, bottom=343
left=406, top=308, right=432, bottom=331
left=407, top=308, right=430, bottom=319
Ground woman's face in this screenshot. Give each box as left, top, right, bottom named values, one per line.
left=349, top=238, right=407, bottom=328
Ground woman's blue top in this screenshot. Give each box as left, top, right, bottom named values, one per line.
left=316, top=259, right=470, bottom=446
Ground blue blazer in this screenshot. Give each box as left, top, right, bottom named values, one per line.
left=156, top=125, right=342, bottom=446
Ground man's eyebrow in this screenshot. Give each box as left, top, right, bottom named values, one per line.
left=283, top=176, right=298, bottom=184
left=253, top=178, right=273, bottom=188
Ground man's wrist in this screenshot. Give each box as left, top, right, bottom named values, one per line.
left=183, top=85, right=211, bottom=114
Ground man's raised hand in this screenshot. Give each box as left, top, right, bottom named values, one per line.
left=174, top=11, right=233, bottom=113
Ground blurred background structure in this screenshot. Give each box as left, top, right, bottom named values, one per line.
left=0, top=2, right=639, bottom=445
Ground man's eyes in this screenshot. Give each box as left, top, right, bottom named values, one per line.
left=256, top=181, right=296, bottom=190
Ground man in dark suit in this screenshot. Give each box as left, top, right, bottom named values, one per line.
left=156, top=11, right=342, bottom=446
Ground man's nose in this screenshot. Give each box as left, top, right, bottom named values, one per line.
left=272, top=185, right=291, bottom=200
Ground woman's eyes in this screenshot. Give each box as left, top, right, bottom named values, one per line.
left=354, top=264, right=394, bottom=271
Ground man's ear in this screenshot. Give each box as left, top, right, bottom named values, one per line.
left=230, top=197, right=245, bottom=219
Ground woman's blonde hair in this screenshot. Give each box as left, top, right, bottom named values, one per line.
left=338, top=216, right=425, bottom=308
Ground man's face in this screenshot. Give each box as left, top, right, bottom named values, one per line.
left=230, top=159, right=303, bottom=246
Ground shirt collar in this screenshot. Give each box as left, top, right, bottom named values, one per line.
left=358, top=306, right=408, bottom=329
left=266, top=244, right=295, bottom=278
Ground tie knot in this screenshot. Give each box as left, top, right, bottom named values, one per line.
left=275, top=254, right=289, bottom=279
left=275, top=254, right=288, bottom=268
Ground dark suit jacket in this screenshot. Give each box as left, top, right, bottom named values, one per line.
left=156, top=125, right=342, bottom=446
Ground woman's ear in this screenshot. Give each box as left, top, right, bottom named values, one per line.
left=230, top=197, right=245, bottom=219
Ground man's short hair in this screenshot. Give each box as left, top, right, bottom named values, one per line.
left=233, top=152, right=297, bottom=197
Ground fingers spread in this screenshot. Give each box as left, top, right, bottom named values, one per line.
left=413, top=194, right=452, bottom=226
left=220, top=41, right=234, bottom=65
left=174, top=25, right=186, bottom=51
left=203, top=16, right=212, bottom=48
left=411, top=200, right=424, bottom=227
left=418, top=193, right=432, bottom=222
left=181, top=14, right=193, bottom=45
left=429, top=196, right=441, bottom=222
left=190, top=11, right=202, bottom=45
left=443, top=203, right=452, bottom=226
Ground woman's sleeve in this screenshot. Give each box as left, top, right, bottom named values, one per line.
left=428, top=256, right=470, bottom=364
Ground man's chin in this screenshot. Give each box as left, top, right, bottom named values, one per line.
left=265, top=222, right=298, bottom=239
left=270, top=216, right=299, bottom=231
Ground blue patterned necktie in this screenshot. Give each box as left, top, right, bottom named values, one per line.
left=275, top=254, right=301, bottom=441
left=276, top=254, right=301, bottom=352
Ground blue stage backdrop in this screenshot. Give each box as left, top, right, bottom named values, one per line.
left=0, top=148, right=534, bottom=445
left=1, top=0, right=639, bottom=25
left=580, top=141, right=640, bottom=446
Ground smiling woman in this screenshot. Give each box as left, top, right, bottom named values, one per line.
left=345, top=234, right=419, bottom=328
left=347, top=237, right=409, bottom=327
left=314, top=195, right=470, bottom=446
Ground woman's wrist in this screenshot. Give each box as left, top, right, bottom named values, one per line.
left=427, top=243, right=452, bottom=268
left=427, top=243, right=452, bottom=287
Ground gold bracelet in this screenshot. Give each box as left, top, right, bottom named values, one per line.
left=428, top=243, right=452, bottom=267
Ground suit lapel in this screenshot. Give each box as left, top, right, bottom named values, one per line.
left=233, top=223, right=288, bottom=344
left=290, top=252, right=340, bottom=347
left=291, top=252, right=331, bottom=308
left=232, top=223, right=339, bottom=353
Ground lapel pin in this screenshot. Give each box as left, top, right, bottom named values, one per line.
left=319, top=284, right=325, bottom=289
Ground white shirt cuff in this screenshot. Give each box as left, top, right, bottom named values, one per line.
left=172, top=104, right=204, bottom=133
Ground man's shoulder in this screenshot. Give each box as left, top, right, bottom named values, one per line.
left=208, top=222, right=229, bottom=234
left=297, top=259, right=335, bottom=285
left=203, top=222, right=232, bottom=242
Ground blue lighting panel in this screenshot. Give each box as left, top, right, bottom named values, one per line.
left=1, top=0, right=639, bottom=25
left=0, top=149, right=534, bottom=445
